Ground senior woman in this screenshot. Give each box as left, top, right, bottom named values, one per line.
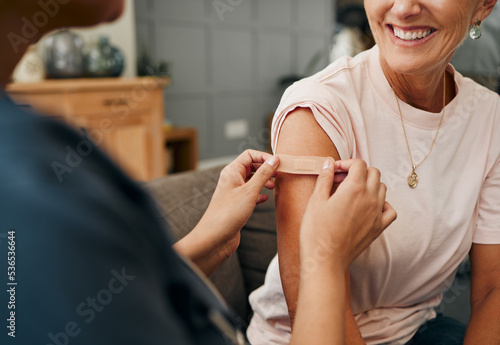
left=0, top=1, right=398, bottom=344
left=247, top=0, right=500, bottom=345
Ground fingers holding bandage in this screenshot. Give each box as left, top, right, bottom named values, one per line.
left=276, top=154, right=347, bottom=183
left=301, top=157, right=397, bottom=267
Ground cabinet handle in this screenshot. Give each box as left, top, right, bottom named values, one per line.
left=103, top=98, right=128, bottom=106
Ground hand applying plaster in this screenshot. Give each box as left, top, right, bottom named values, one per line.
left=277, top=154, right=347, bottom=184
left=173, top=150, right=280, bottom=276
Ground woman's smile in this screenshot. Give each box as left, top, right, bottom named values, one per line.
left=364, top=0, right=486, bottom=78
left=387, top=24, right=438, bottom=46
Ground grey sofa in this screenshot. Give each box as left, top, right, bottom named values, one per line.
left=146, top=165, right=472, bottom=328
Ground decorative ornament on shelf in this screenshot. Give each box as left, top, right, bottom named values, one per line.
left=84, top=35, right=125, bottom=78
left=44, top=29, right=85, bottom=79
left=137, top=43, right=170, bottom=77
left=12, top=45, right=45, bottom=83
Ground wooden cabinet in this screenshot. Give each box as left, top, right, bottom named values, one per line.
left=6, top=77, right=170, bottom=181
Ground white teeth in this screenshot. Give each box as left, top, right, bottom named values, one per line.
left=393, top=27, right=432, bottom=41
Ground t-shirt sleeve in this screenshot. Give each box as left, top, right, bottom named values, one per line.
left=474, top=158, right=500, bottom=244
left=473, top=98, right=500, bottom=244
left=271, top=78, right=355, bottom=160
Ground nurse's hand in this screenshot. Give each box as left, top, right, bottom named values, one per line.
left=300, top=158, right=397, bottom=269
left=174, top=150, right=279, bottom=276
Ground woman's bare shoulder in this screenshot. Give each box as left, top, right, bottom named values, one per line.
left=276, top=107, right=340, bottom=160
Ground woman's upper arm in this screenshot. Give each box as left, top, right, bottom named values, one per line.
left=274, top=107, right=340, bottom=323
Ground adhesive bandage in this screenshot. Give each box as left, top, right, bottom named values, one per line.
left=276, top=154, right=330, bottom=175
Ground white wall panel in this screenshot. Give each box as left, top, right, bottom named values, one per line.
left=213, top=96, right=256, bottom=156
left=258, top=33, right=293, bottom=88
left=155, top=0, right=206, bottom=21
left=156, top=25, right=207, bottom=93
left=298, top=0, right=332, bottom=30
left=212, top=30, right=253, bottom=92
left=258, top=0, right=293, bottom=27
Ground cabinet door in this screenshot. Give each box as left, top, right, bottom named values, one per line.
left=78, top=114, right=152, bottom=181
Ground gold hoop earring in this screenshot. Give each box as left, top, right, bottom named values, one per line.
left=470, top=20, right=482, bottom=40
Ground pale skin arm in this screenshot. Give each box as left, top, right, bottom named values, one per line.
left=275, top=108, right=366, bottom=344
left=291, top=159, right=397, bottom=345
left=173, top=150, right=279, bottom=277
left=464, top=244, right=500, bottom=344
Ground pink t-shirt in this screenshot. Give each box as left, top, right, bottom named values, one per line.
left=247, top=46, right=500, bottom=345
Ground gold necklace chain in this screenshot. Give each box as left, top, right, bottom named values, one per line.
left=392, top=71, right=447, bottom=188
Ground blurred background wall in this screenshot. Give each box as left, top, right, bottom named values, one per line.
left=135, top=0, right=334, bottom=161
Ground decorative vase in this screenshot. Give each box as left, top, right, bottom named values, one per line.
left=84, top=36, right=125, bottom=78
left=44, top=29, right=85, bottom=79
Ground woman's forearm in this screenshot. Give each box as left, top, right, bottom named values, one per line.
left=291, top=262, right=346, bottom=345
left=464, top=288, right=500, bottom=344
left=343, top=271, right=367, bottom=345
left=465, top=244, right=500, bottom=344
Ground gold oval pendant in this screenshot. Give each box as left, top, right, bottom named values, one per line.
left=408, top=172, right=419, bottom=188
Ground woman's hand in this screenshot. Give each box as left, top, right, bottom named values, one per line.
left=300, top=158, right=397, bottom=270
left=203, top=149, right=279, bottom=249
left=173, top=150, right=279, bottom=276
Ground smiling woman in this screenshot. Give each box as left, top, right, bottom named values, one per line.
left=365, top=0, right=493, bottom=112
left=248, top=1, right=500, bottom=345
left=0, top=1, right=399, bottom=344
